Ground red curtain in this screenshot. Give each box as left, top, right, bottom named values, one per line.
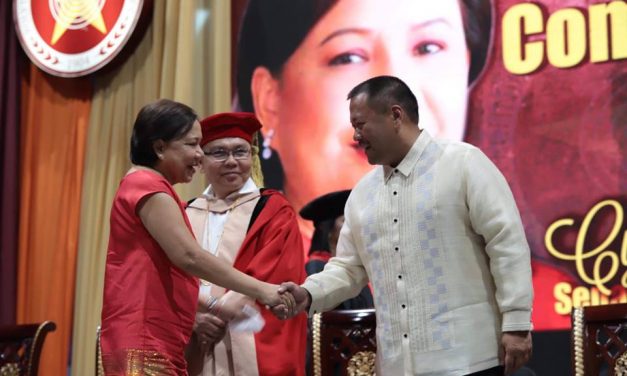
left=17, top=65, right=92, bottom=375
left=0, top=0, right=21, bottom=326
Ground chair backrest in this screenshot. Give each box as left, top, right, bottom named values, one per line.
left=0, top=321, right=56, bottom=376
left=311, top=309, right=376, bottom=376
left=571, top=303, right=627, bottom=376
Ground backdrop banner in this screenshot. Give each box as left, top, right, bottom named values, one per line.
left=233, top=0, right=626, bottom=331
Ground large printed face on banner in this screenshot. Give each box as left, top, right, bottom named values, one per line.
left=236, top=0, right=627, bottom=330
left=248, top=0, right=470, bottom=215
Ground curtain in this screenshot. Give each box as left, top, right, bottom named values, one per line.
left=0, top=0, right=21, bottom=325
left=70, top=1, right=232, bottom=374
left=17, top=66, right=92, bottom=375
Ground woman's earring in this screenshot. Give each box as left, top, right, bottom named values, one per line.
left=262, top=129, right=275, bottom=160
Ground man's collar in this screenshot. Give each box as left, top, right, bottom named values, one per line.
left=194, top=178, right=260, bottom=213
left=202, top=177, right=258, bottom=200
left=383, top=130, right=432, bottom=182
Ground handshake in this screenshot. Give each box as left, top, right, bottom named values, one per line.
left=265, top=282, right=312, bottom=320
left=193, top=282, right=311, bottom=348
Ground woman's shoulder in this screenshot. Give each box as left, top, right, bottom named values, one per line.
left=122, top=169, right=170, bottom=188
left=117, top=169, right=174, bottom=203
left=124, top=168, right=165, bottom=181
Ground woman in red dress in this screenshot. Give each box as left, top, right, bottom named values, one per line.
left=100, top=99, right=293, bottom=375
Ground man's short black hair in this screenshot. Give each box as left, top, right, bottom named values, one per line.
left=130, top=99, right=198, bottom=167
left=347, top=76, right=419, bottom=125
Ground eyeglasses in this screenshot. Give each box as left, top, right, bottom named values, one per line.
left=203, top=147, right=251, bottom=162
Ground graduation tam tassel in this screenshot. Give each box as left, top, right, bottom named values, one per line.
left=251, top=132, right=265, bottom=188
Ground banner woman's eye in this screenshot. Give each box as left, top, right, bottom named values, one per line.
left=329, top=52, right=368, bottom=66
left=414, top=41, right=444, bottom=56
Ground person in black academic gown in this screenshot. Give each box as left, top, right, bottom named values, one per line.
left=300, top=190, right=374, bottom=310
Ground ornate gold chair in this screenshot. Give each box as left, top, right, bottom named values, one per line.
left=0, top=321, right=56, bottom=376
left=572, top=303, right=627, bottom=376
left=311, top=309, right=376, bottom=376
left=95, top=325, right=104, bottom=376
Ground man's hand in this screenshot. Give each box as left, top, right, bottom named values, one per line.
left=500, top=331, right=532, bottom=375
left=257, top=282, right=297, bottom=319
left=278, top=282, right=312, bottom=318
left=193, top=311, right=226, bottom=348
left=268, top=292, right=297, bottom=320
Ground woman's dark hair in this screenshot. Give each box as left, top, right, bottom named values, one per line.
left=236, top=0, right=493, bottom=112
left=460, top=0, right=493, bottom=84
left=130, top=99, right=198, bottom=167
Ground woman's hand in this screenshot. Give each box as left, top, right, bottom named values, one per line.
left=257, top=283, right=296, bottom=319
left=212, top=292, right=257, bottom=322
left=278, top=281, right=312, bottom=318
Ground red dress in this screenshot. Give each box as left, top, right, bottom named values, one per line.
left=101, top=170, right=199, bottom=375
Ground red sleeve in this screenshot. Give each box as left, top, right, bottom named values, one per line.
left=119, top=171, right=174, bottom=214
left=234, top=192, right=307, bottom=376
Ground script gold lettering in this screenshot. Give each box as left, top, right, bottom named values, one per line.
left=545, top=199, right=626, bottom=295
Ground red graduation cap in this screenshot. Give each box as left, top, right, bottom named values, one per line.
left=200, top=112, right=262, bottom=146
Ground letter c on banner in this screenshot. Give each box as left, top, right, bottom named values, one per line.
left=502, top=3, right=544, bottom=75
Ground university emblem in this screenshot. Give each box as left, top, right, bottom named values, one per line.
left=14, top=0, right=146, bottom=77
